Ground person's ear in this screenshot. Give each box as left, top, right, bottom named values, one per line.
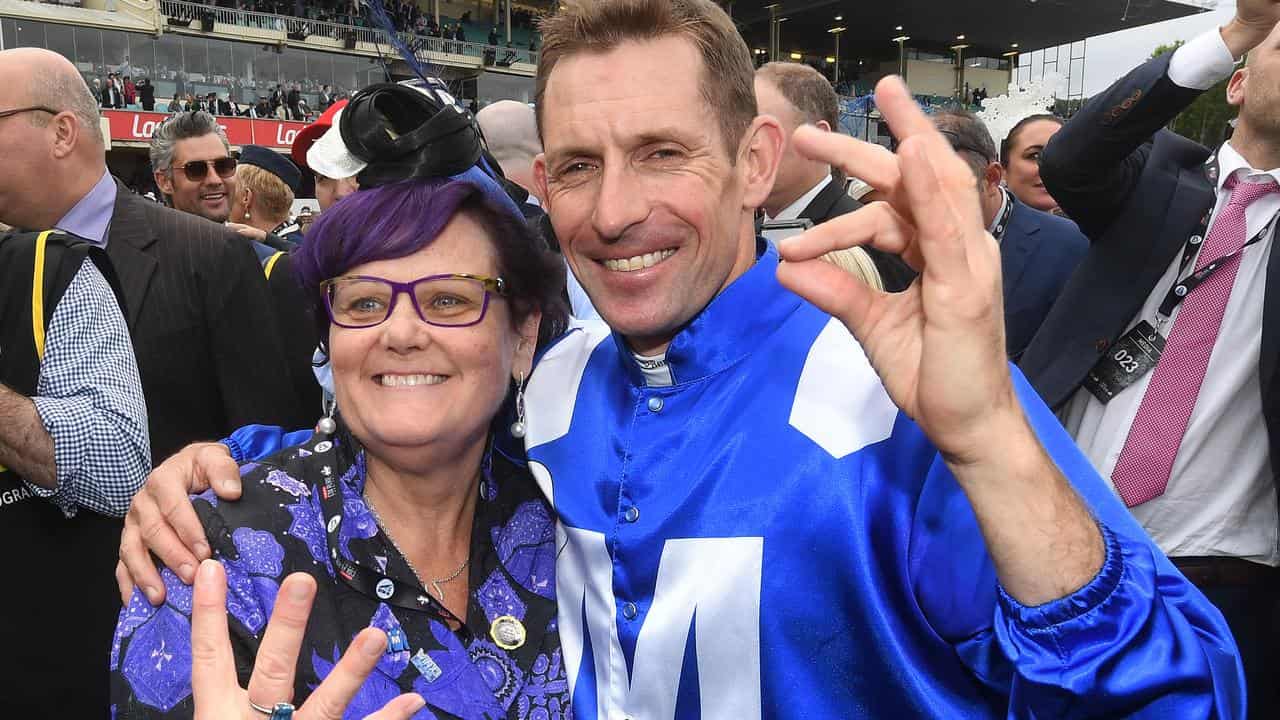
left=984, top=162, right=1004, bottom=192
left=740, top=115, right=785, bottom=212
left=814, top=119, right=833, bottom=133
left=154, top=168, right=175, bottom=196
left=533, top=152, right=550, bottom=206
left=1226, top=67, right=1248, bottom=108
left=49, top=111, right=81, bottom=160
left=512, top=309, right=542, bottom=380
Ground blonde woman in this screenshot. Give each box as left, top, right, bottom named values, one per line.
left=820, top=246, right=886, bottom=291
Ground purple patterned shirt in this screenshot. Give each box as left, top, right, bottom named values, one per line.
left=109, top=429, right=567, bottom=719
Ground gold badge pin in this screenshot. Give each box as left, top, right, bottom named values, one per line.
left=489, top=615, right=527, bottom=651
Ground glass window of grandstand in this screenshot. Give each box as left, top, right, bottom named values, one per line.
left=279, top=49, right=305, bottom=94
left=74, top=26, right=104, bottom=78
left=102, top=30, right=129, bottom=76
left=46, top=23, right=76, bottom=71
left=130, top=33, right=157, bottom=88
left=184, top=36, right=210, bottom=89
left=249, top=49, right=282, bottom=107
left=334, top=56, right=359, bottom=98
left=154, top=32, right=183, bottom=104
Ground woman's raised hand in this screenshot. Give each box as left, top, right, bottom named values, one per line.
left=190, top=561, right=426, bottom=720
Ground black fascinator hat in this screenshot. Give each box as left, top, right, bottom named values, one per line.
left=339, top=81, right=483, bottom=189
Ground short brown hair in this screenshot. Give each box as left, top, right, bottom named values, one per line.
left=932, top=109, right=998, bottom=182
left=535, top=0, right=757, bottom=158
left=237, top=164, right=294, bottom=225
left=755, top=62, right=839, bottom=129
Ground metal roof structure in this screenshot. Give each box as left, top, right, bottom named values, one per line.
left=731, top=0, right=1215, bottom=61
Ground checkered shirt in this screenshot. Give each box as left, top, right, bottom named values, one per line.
left=31, top=259, right=150, bottom=518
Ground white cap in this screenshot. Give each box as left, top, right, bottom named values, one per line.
left=306, top=108, right=366, bottom=180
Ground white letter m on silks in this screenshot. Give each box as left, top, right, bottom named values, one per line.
left=557, top=526, right=764, bottom=720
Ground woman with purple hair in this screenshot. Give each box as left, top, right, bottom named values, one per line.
left=109, top=83, right=571, bottom=719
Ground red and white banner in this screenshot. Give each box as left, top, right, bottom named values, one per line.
left=103, top=110, right=309, bottom=150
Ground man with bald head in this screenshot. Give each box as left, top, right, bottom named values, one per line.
left=477, top=99, right=543, bottom=201
left=0, top=49, right=306, bottom=464
left=0, top=47, right=152, bottom=719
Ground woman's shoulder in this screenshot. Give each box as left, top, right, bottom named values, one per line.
left=194, top=436, right=331, bottom=568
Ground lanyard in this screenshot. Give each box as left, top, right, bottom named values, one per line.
left=990, top=187, right=1015, bottom=242
left=1153, top=157, right=1280, bottom=327
left=310, top=431, right=474, bottom=641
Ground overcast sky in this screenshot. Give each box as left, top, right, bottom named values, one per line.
left=1080, top=0, right=1234, bottom=95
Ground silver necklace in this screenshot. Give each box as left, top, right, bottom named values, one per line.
left=363, top=489, right=470, bottom=603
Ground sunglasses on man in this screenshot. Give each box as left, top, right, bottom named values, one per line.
left=172, top=157, right=238, bottom=182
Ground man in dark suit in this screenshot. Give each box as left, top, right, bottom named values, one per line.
left=139, top=77, right=155, bottom=111
left=1026, top=2, right=1280, bottom=714
left=287, top=84, right=302, bottom=120
left=932, top=109, right=1087, bottom=358
left=101, top=74, right=123, bottom=109
left=754, top=62, right=914, bottom=291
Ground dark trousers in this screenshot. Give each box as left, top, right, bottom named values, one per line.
left=1198, top=580, right=1280, bottom=718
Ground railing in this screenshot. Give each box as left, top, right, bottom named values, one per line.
left=157, top=0, right=540, bottom=67
left=159, top=0, right=284, bottom=34
left=408, top=34, right=539, bottom=66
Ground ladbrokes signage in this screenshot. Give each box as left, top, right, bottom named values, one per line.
left=103, top=110, right=309, bottom=150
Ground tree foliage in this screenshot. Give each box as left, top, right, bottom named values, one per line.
left=1150, top=41, right=1235, bottom=147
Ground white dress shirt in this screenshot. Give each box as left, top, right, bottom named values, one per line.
left=764, top=174, right=832, bottom=223
left=1062, top=28, right=1280, bottom=565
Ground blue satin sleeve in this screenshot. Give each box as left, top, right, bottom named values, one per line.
left=222, top=424, right=311, bottom=464
left=910, top=368, right=1244, bottom=718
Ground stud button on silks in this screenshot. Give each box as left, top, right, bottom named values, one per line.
left=622, top=602, right=638, bottom=620
left=647, top=396, right=664, bottom=413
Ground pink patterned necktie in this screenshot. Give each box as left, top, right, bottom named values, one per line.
left=1111, top=175, right=1278, bottom=507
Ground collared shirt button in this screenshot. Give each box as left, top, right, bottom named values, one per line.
left=622, top=602, right=638, bottom=619
left=624, top=506, right=640, bottom=523
left=646, top=396, right=664, bottom=413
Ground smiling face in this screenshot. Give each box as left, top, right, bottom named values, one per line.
left=328, top=210, right=538, bottom=472
left=1003, top=119, right=1061, bottom=213
left=156, top=133, right=237, bottom=223
left=535, top=36, right=775, bottom=355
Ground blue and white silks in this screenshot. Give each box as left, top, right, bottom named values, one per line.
left=229, top=241, right=1244, bottom=718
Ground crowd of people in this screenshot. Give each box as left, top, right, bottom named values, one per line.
left=3, top=0, right=1280, bottom=717
left=96, top=71, right=347, bottom=122
left=167, top=0, right=543, bottom=49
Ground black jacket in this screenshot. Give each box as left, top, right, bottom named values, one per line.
left=798, top=178, right=917, bottom=292
left=104, top=182, right=310, bottom=462
left=1025, top=49, right=1280, bottom=483
left=101, top=84, right=123, bottom=109
left=998, top=196, right=1088, bottom=358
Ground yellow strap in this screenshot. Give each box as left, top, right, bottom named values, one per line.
left=264, top=251, right=285, bottom=279
left=32, top=230, right=53, bottom=362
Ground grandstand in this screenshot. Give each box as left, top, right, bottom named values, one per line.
left=0, top=0, right=1218, bottom=188
left=0, top=0, right=550, bottom=194
left=0, top=0, right=548, bottom=119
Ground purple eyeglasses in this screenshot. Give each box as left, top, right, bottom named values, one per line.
left=321, top=273, right=508, bottom=329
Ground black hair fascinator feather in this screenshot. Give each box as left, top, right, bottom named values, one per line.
left=364, top=0, right=435, bottom=83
